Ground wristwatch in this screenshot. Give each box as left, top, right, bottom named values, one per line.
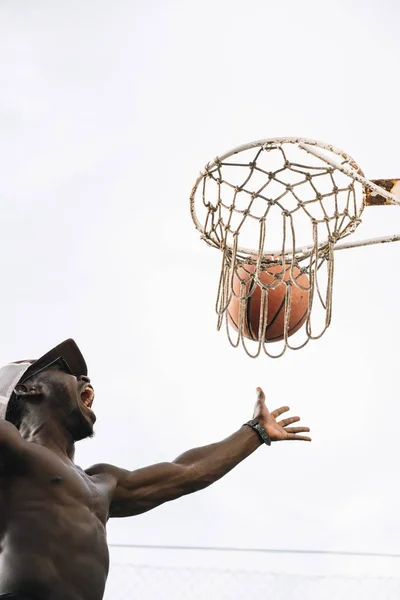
left=244, top=418, right=271, bottom=446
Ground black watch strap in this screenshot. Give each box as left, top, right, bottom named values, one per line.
left=244, top=418, right=271, bottom=446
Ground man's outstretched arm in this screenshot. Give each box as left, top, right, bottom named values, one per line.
left=87, top=388, right=311, bottom=517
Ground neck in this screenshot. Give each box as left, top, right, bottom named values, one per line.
left=19, top=416, right=75, bottom=460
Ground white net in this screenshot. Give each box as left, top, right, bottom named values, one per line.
left=190, top=138, right=398, bottom=357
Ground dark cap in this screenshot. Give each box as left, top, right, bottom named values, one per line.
left=0, top=339, right=87, bottom=419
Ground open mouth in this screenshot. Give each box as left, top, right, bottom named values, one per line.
left=80, top=386, right=95, bottom=409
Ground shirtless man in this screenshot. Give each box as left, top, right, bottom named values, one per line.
left=0, top=339, right=311, bottom=600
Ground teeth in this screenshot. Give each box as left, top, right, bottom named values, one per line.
left=81, top=386, right=94, bottom=407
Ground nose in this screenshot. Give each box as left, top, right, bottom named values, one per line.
left=79, top=375, right=91, bottom=384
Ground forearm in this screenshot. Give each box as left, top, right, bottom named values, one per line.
left=173, top=425, right=263, bottom=492
left=108, top=391, right=310, bottom=517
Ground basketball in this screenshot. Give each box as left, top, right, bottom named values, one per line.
left=227, top=260, right=309, bottom=342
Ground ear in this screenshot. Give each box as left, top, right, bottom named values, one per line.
left=14, top=383, right=42, bottom=398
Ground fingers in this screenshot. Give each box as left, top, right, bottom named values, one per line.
left=285, top=434, right=312, bottom=442
left=278, top=416, right=300, bottom=427
left=256, top=387, right=265, bottom=402
left=254, top=387, right=269, bottom=416
left=256, top=395, right=311, bottom=442
left=284, top=427, right=310, bottom=434
left=271, top=406, right=290, bottom=418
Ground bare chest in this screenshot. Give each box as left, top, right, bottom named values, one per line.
left=0, top=444, right=113, bottom=599
left=1, top=443, right=113, bottom=525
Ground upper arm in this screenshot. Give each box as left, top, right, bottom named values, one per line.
left=87, top=461, right=194, bottom=518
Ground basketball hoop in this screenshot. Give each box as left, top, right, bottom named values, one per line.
left=190, top=137, right=400, bottom=358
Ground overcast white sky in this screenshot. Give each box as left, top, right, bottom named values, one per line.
left=1, top=0, right=400, bottom=593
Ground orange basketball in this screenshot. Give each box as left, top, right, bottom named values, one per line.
left=227, top=261, right=309, bottom=342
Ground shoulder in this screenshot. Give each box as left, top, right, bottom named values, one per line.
left=0, top=419, right=24, bottom=450
left=0, top=420, right=26, bottom=474
left=85, top=462, right=128, bottom=482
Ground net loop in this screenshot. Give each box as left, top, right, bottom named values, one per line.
left=190, top=137, right=399, bottom=357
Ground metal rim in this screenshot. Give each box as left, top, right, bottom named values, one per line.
left=190, top=137, right=400, bottom=257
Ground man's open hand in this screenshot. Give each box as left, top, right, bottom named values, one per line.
left=253, top=387, right=311, bottom=442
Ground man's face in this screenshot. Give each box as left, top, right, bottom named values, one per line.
left=31, top=362, right=96, bottom=441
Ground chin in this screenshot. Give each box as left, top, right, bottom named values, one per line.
left=67, top=409, right=95, bottom=441
left=74, top=426, right=94, bottom=442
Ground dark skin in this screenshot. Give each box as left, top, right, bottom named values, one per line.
left=0, top=365, right=311, bottom=600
